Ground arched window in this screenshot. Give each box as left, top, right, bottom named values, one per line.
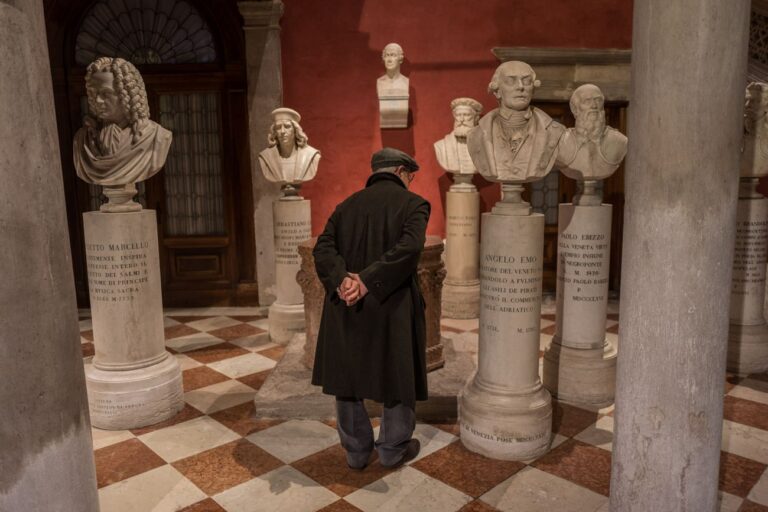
left=75, top=0, right=217, bottom=66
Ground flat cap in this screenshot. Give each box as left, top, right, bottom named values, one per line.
left=371, top=147, right=419, bottom=172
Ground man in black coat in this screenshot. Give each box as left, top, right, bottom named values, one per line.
left=312, top=147, right=430, bottom=469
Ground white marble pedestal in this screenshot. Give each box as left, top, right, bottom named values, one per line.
left=728, top=178, right=768, bottom=375
left=443, top=175, right=480, bottom=319
left=269, top=196, right=311, bottom=344
left=458, top=187, right=552, bottom=460
left=379, top=95, right=409, bottom=129
left=543, top=195, right=616, bottom=408
left=83, top=210, right=182, bottom=429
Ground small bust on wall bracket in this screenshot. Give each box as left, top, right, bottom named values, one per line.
left=434, top=97, right=484, bottom=176
left=73, top=57, right=172, bottom=213
left=742, top=82, right=768, bottom=178
left=377, top=42, right=409, bottom=129
left=467, top=60, right=565, bottom=184
left=258, top=108, right=321, bottom=197
left=556, top=83, right=628, bottom=182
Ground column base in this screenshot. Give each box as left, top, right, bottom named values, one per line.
left=442, top=280, right=480, bottom=319
left=727, top=323, right=768, bottom=375
left=269, top=302, right=306, bottom=344
left=85, top=354, right=183, bottom=430
left=458, top=379, right=552, bottom=461
left=542, top=339, right=617, bottom=409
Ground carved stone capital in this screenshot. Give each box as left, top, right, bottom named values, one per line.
left=238, top=0, right=284, bottom=30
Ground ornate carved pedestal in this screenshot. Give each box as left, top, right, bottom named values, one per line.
left=297, top=236, right=446, bottom=371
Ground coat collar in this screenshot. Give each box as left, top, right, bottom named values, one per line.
left=365, top=171, right=407, bottom=189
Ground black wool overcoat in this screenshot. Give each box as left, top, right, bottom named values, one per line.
left=311, top=171, right=431, bottom=408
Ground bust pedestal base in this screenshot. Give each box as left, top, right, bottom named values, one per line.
left=442, top=280, right=480, bottom=319
left=269, top=302, right=305, bottom=345
left=727, top=324, right=768, bottom=375
left=86, top=356, right=183, bottom=430
left=542, top=339, right=617, bottom=409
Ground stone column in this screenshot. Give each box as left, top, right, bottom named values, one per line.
left=269, top=194, right=311, bottom=343
left=609, top=1, right=749, bottom=510
left=0, top=1, right=98, bottom=509
left=459, top=185, right=552, bottom=460
left=239, top=0, right=285, bottom=306
left=83, top=211, right=183, bottom=429
left=298, top=237, right=446, bottom=371
left=543, top=181, right=616, bottom=407
left=443, top=174, right=481, bottom=318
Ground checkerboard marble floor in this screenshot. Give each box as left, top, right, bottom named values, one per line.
left=79, top=305, right=768, bottom=512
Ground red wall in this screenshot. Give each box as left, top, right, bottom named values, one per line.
left=281, top=0, right=633, bottom=236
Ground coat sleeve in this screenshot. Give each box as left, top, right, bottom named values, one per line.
left=358, top=198, right=430, bottom=302
left=313, top=208, right=348, bottom=295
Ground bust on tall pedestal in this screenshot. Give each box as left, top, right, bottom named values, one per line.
left=74, top=57, right=182, bottom=430
left=377, top=43, right=409, bottom=129
left=259, top=108, right=318, bottom=343
left=73, top=57, right=172, bottom=212
left=435, top=98, right=483, bottom=319
left=728, top=82, right=768, bottom=375
left=543, top=84, right=627, bottom=409
left=460, top=61, right=562, bottom=461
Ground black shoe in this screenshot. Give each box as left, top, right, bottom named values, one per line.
left=381, top=439, right=421, bottom=469
left=346, top=451, right=371, bottom=471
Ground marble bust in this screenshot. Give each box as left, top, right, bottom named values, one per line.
left=741, top=82, right=768, bottom=177
left=377, top=42, right=409, bottom=98
left=467, top=61, right=565, bottom=183
left=556, top=84, right=628, bottom=181
left=434, top=97, right=483, bottom=175
left=258, top=108, right=320, bottom=192
left=73, top=57, right=172, bottom=211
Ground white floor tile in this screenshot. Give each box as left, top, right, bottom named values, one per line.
left=79, top=318, right=93, bottom=331
left=574, top=415, right=614, bottom=451
left=213, top=465, right=337, bottom=512
left=207, top=352, right=276, bottom=379
left=186, top=316, right=242, bottom=332
left=174, top=353, right=203, bottom=371
left=480, top=466, right=607, bottom=512
left=98, top=465, right=206, bottom=512
left=165, top=332, right=223, bottom=353
left=345, top=465, right=472, bottom=512
left=184, top=380, right=256, bottom=414
left=448, top=331, right=479, bottom=353
left=163, top=316, right=180, bottom=327
left=748, top=467, right=768, bottom=506
left=91, top=427, right=134, bottom=450
left=371, top=423, right=457, bottom=466
left=229, top=333, right=275, bottom=352
left=248, top=318, right=271, bottom=330
left=246, top=420, right=339, bottom=463
left=722, top=419, right=768, bottom=464
left=728, top=379, right=768, bottom=405
left=719, top=491, right=744, bottom=511
left=139, top=416, right=239, bottom=462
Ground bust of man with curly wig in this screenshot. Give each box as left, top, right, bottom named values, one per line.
left=73, top=57, right=172, bottom=188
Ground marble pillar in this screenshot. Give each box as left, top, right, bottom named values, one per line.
left=298, top=237, right=446, bottom=371
left=239, top=0, right=285, bottom=306
left=609, top=0, right=749, bottom=510
left=83, top=211, right=183, bottom=429
left=728, top=178, right=768, bottom=374
left=269, top=195, right=311, bottom=343
left=0, top=1, right=98, bottom=509
left=459, top=185, right=552, bottom=460
left=543, top=182, right=616, bottom=407
left=443, top=174, right=481, bottom=319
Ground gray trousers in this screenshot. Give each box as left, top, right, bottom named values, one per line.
left=335, top=397, right=415, bottom=467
